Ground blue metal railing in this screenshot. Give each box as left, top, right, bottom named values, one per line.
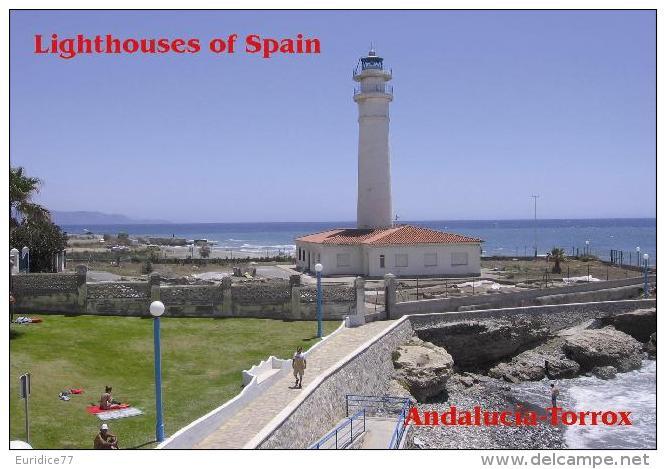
left=309, top=409, right=366, bottom=449
left=388, top=398, right=412, bottom=449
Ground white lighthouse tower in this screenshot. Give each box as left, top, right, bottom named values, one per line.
left=353, top=48, right=393, bottom=229
left=294, top=48, right=482, bottom=278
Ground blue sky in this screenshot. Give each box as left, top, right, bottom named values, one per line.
left=10, top=10, right=656, bottom=222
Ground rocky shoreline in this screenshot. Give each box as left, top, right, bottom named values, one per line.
left=387, top=308, right=656, bottom=449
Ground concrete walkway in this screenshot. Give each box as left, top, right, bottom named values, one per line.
left=194, top=320, right=396, bottom=449
left=359, top=417, right=398, bottom=449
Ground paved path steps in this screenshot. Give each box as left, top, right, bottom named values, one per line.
left=195, top=320, right=395, bottom=449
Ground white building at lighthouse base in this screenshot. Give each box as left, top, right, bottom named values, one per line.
left=295, top=224, right=482, bottom=277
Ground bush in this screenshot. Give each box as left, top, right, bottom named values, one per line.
left=10, top=219, right=67, bottom=272
left=117, top=232, right=130, bottom=246
left=142, top=260, right=153, bottom=274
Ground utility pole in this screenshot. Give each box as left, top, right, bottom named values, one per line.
left=531, top=195, right=539, bottom=258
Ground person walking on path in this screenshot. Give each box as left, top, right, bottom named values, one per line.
left=550, top=383, right=560, bottom=408
left=292, top=346, right=307, bottom=389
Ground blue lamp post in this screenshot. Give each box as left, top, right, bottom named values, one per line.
left=21, top=246, right=30, bottom=273
left=643, top=253, right=650, bottom=298
left=636, top=247, right=641, bottom=267
left=149, top=301, right=166, bottom=442
left=315, top=263, right=323, bottom=338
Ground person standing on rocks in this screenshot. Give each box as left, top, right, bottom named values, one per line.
left=550, top=383, right=560, bottom=408
left=292, top=347, right=307, bottom=389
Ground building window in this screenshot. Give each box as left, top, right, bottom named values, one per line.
left=424, top=253, right=438, bottom=267
left=395, top=254, right=408, bottom=267
left=451, top=252, right=469, bottom=266
left=337, top=253, right=351, bottom=267
left=379, top=255, right=385, bottom=268
left=316, top=253, right=321, bottom=263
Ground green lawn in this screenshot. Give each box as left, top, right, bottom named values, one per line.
left=10, top=315, right=339, bottom=449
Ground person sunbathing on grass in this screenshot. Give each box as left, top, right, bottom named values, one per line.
left=94, top=423, right=119, bottom=449
left=99, top=386, right=115, bottom=410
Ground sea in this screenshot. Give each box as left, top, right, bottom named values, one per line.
left=60, top=218, right=657, bottom=264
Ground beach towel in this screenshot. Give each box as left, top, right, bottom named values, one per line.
left=96, top=407, right=143, bottom=421
left=86, top=404, right=130, bottom=414
left=13, top=316, right=42, bottom=324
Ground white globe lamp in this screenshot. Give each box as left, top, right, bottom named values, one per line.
left=150, top=301, right=165, bottom=317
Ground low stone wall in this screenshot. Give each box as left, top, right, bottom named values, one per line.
left=11, top=271, right=83, bottom=313
left=11, top=267, right=358, bottom=320
left=391, top=275, right=655, bottom=318
left=86, top=281, right=152, bottom=316
left=253, top=319, right=414, bottom=448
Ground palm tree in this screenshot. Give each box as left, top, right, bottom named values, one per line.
left=10, top=166, right=50, bottom=228
left=551, top=247, right=566, bottom=274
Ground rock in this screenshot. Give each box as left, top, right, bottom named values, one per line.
left=459, top=376, right=475, bottom=387
left=591, top=366, right=617, bottom=380
left=412, top=436, right=425, bottom=448
left=600, top=308, right=656, bottom=342
left=392, top=338, right=454, bottom=401
left=487, top=342, right=580, bottom=383
left=446, top=373, right=477, bottom=389
left=644, top=332, right=656, bottom=358
left=414, top=319, right=549, bottom=367
left=563, top=327, right=643, bottom=372
left=489, top=361, right=541, bottom=382
left=545, top=357, right=580, bottom=379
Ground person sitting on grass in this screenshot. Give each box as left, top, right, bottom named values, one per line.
left=94, top=423, right=119, bottom=449
left=99, top=386, right=114, bottom=410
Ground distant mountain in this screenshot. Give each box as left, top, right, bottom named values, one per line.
left=51, top=211, right=171, bottom=225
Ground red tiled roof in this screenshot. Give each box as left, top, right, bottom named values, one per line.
left=296, top=224, right=482, bottom=246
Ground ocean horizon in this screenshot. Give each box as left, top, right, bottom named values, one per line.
left=61, top=217, right=657, bottom=264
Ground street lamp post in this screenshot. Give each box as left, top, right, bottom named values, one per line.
left=643, top=253, right=650, bottom=298
left=315, top=263, right=323, bottom=338
left=531, top=195, right=539, bottom=258
left=585, top=240, right=590, bottom=257
left=636, top=247, right=641, bottom=267
left=21, top=246, right=30, bottom=273
left=149, top=301, right=166, bottom=442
